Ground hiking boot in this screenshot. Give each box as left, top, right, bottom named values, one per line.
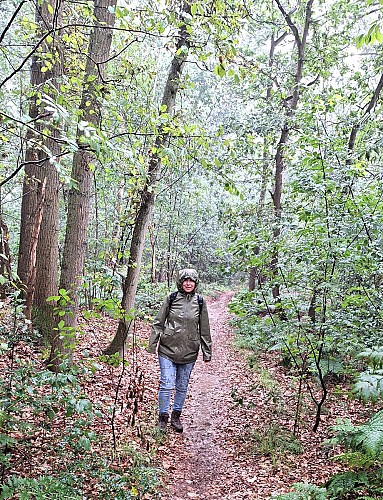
left=171, top=410, right=183, bottom=433
left=158, top=413, right=169, bottom=433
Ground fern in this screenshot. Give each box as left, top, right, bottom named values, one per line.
left=325, top=414, right=383, bottom=498
left=353, top=371, right=383, bottom=402
left=330, top=410, right=383, bottom=460
left=326, top=471, right=368, bottom=498
left=332, top=450, right=376, bottom=469
left=326, top=469, right=383, bottom=499
left=354, top=347, right=383, bottom=402
left=275, top=482, right=327, bottom=499
left=358, top=347, right=383, bottom=369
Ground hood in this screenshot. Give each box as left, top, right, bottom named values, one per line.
left=176, top=268, right=199, bottom=293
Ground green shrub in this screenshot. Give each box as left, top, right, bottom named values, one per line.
left=135, top=281, right=169, bottom=318
left=274, top=482, right=327, bottom=499
left=353, top=347, right=383, bottom=402
left=0, top=474, right=81, bottom=499
left=323, top=411, right=383, bottom=499
left=0, top=304, right=160, bottom=500
left=328, top=411, right=383, bottom=462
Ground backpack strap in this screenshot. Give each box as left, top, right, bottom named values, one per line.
left=169, top=291, right=178, bottom=306
left=168, top=291, right=203, bottom=315
left=197, top=294, right=203, bottom=314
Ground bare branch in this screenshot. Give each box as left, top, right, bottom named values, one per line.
left=0, top=150, right=72, bottom=188
left=0, top=1, right=27, bottom=44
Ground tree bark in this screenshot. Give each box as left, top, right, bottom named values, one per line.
left=0, top=213, right=12, bottom=298
left=24, top=178, right=46, bottom=321
left=47, top=0, right=117, bottom=371
left=104, top=0, right=193, bottom=356
left=17, top=0, right=63, bottom=336
left=270, top=0, right=314, bottom=302
left=149, top=224, right=157, bottom=283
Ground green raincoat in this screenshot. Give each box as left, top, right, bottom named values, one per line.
left=148, top=269, right=212, bottom=364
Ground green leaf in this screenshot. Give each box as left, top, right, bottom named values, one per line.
left=375, top=27, right=383, bottom=43
left=78, top=436, right=91, bottom=451
left=355, top=35, right=365, bottom=49
left=214, top=63, right=226, bottom=78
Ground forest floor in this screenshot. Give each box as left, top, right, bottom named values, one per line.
left=131, top=290, right=368, bottom=499
left=2, top=290, right=372, bottom=499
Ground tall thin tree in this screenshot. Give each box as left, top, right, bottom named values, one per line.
left=270, top=0, right=314, bottom=302
left=104, top=0, right=193, bottom=356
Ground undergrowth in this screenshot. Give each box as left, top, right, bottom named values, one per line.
left=0, top=296, right=161, bottom=499
left=250, top=423, right=303, bottom=464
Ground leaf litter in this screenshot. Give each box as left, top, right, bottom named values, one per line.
left=1, top=291, right=372, bottom=499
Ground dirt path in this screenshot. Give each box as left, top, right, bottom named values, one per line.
left=158, top=291, right=265, bottom=499
left=150, top=290, right=355, bottom=499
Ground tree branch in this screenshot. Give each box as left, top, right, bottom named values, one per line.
left=273, top=0, right=301, bottom=45
left=0, top=1, right=27, bottom=44
left=347, top=72, right=383, bottom=158
left=0, top=23, right=170, bottom=89
left=0, top=150, right=72, bottom=188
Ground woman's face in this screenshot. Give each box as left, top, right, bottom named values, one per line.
left=182, top=278, right=196, bottom=293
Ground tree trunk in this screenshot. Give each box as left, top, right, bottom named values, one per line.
left=25, top=178, right=46, bottom=322
left=110, top=180, right=125, bottom=267
left=0, top=213, right=12, bottom=298
left=104, top=0, right=193, bottom=356
left=270, top=0, right=314, bottom=302
left=47, top=0, right=117, bottom=371
left=149, top=224, right=157, bottom=283
left=248, top=267, right=257, bottom=291
left=250, top=33, right=285, bottom=291
left=17, top=0, right=63, bottom=337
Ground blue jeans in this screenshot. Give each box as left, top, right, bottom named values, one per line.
left=158, top=355, right=195, bottom=414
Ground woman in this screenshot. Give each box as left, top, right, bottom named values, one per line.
left=147, top=268, right=212, bottom=433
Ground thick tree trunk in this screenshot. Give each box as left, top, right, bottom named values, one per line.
left=24, top=179, right=46, bottom=321
left=17, top=0, right=63, bottom=336
left=47, top=0, right=117, bottom=371
left=104, top=0, right=193, bottom=356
